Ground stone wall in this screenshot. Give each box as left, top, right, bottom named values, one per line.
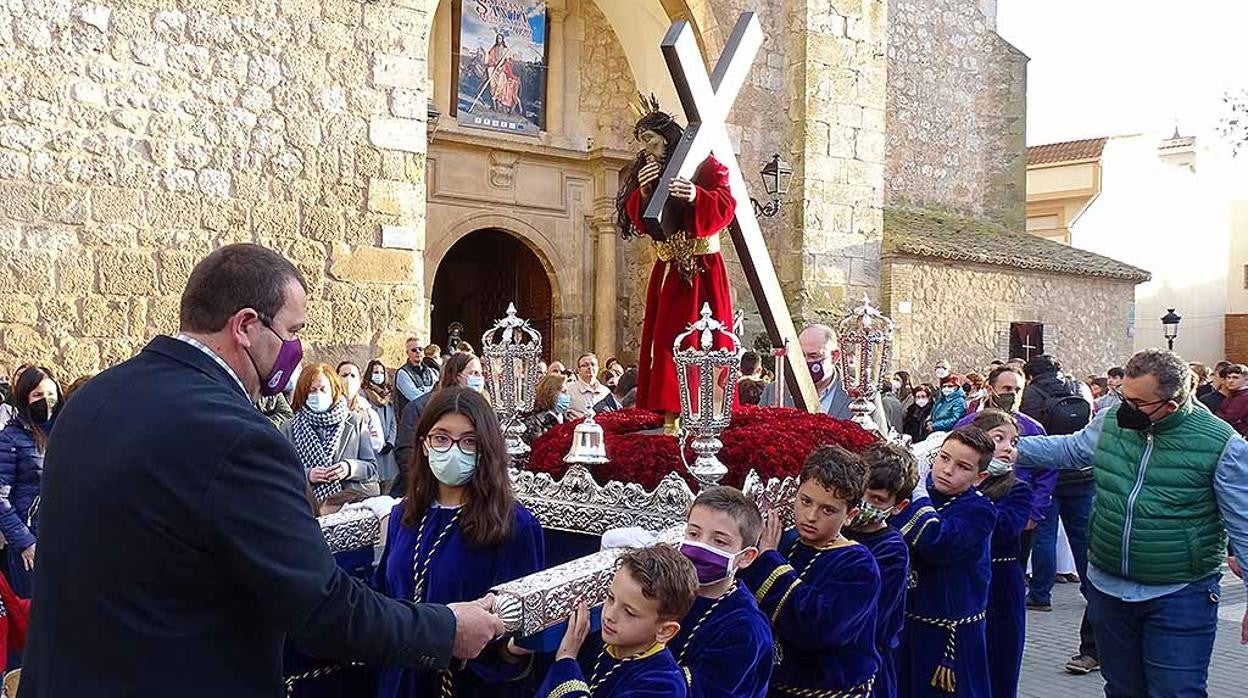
left=0, top=0, right=431, bottom=379
left=882, top=255, right=1138, bottom=378
left=885, top=0, right=1027, bottom=230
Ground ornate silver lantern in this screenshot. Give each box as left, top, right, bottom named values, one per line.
left=836, top=294, right=894, bottom=434
left=563, top=407, right=609, bottom=465
left=481, top=303, right=544, bottom=456
left=673, top=303, right=742, bottom=490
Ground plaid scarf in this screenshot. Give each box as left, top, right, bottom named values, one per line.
left=291, top=398, right=348, bottom=501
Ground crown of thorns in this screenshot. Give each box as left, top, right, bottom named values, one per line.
left=631, top=91, right=675, bottom=130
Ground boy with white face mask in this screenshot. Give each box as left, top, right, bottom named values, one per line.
left=671, top=487, right=774, bottom=698
left=845, top=442, right=918, bottom=698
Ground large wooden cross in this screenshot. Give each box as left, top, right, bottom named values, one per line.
left=643, top=12, right=819, bottom=412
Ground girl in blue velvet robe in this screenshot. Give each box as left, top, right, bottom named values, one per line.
left=890, top=429, right=998, bottom=697
left=970, top=410, right=1032, bottom=698
left=374, top=387, right=545, bottom=698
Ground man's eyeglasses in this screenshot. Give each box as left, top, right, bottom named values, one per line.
left=426, top=433, right=477, bottom=454
left=1112, top=389, right=1169, bottom=412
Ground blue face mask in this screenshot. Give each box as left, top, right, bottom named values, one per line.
left=554, top=394, right=571, bottom=414
left=305, top=392, right=332, bottom=413
left=465, top=375, right=485, bottom=392
left=428, top=444, right=477, bottom=486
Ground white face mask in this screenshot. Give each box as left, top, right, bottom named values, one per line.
left=306, top=392, right=332, bottom=413
left=891, top=379, right=902, bottom=393
left=935, top=367, right=950, bottom=379
left=370, top=371, right=386, bottom=386
left=465, top=374, right=485, bottom=391
left=341, top=375, right=361, bottom=398
left=987, top=458, right=1013, bottom=477
left=915, top=397, right=930, bottom=407
left=941, top=386, right=957, bottom=397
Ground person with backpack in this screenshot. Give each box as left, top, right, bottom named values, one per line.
left=1019, top=354, right=1100, bottom=674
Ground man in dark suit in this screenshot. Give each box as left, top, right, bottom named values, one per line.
left=20, top=244, right=503, bottom=697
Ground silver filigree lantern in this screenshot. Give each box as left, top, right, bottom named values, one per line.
left=673, top=303, right=742, bottom=490
left=482, top=303, right=544, bottom=456
left=563, top=407, right=609, bottom=465
left=836, top=294, right=894, bottom=435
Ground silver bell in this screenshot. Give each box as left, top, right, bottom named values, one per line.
left=563, top=410, right=609, bottom=465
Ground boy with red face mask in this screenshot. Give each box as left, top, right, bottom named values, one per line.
left=739, top=445, right=882, bottom=696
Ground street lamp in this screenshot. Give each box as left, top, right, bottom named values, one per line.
left=751, top=153, right=792, bottom=218
left=1161, top=308, right=1181, bottom=351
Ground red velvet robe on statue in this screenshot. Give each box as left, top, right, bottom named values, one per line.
left=625, top=155, right=736, bottom=415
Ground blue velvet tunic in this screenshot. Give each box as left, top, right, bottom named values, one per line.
left=374, top=502, right=545, bottom=698
left=890, top=483, right=997, bottom=697
left=537, top=644, right=689, bottom=698
left=667, top=582, right=774, bottom=698
left=739, top=530, right=881, bottom=696
left=846, top=526, right=910, bottom=698
left=985, top=479, right=1031, bottom=698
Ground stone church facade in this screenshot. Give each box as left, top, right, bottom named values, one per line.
left=0, top=0, right=1144, bottom=382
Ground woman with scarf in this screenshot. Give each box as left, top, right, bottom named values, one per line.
left=279, top=363, right=379, bottom=501
left=901, top=383, right=935, bottom=443
left=360, top=360, right=399, bottom=494
left=969, top=409, right=1032, bottom=698
left=0, top=367, right=60, bottom=597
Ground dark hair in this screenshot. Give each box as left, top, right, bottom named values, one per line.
left=403, top=387, right=516, bottom=548
left=942, top=426, right=995, bottom=472
left=436, top=352, right=477, bottom=391
left=336, top=361, right=358, bottom=373
left=689, top=486, right=764, bottom=548
left=1107, top=366, right=1125, bottom=380
left=361, top=359, right=392, bottom=405
left=62, top=374, right=93, bottom=404
left=913, top=382, right=934, bottom=399
left=179, top=244, right=307, bottom=333
left=1224, top=364, right=1248, bottom=378
left=1023, top=354, right=1061, bottom=380
left=862, top=441, right=919, bottom=500
left=1189, top=362, right=1209, bottom=382
left=987, top=366, right=1022, bottom=389
left=615, top=110, right=684, bottom=239
left=1214, top=360, right=1232, bottom=373
left=799, top=445, right=867, bottom=506
left=10, top=367, right=60, bottom=452
left=615, top=367, right=639, bottom=398
left=740, top=351, right=760, bottom=377
left=616, top=545, right=698, bottom=622
left=893, top=370, right=913, bottom=399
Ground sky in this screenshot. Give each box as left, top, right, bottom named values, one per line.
left=996, top=0, right=1248, bottom=146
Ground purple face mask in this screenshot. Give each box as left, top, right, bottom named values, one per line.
left=679, top=539, right=741, bottom=586
left=250, top=321, right=304, bottom=397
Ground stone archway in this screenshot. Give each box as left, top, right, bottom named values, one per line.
left=430, top=229, right=555, bottom=360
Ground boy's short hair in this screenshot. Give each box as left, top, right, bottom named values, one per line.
left=617, top=545, right=698, bottom=622
left=798, top=445, right=867, bottom=506
left=1107, top=366, right=1125, bottom=379
left=689, top=486, right=764, bottom=547
left=861, top=441, right=919, bottom=500
left=943, top=426, right=995, bottom=472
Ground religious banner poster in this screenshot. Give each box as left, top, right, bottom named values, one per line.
left=456, top=0, right=548, bottom=135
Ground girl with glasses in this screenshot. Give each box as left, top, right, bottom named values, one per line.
left=374, top=387, right=545, bottom=698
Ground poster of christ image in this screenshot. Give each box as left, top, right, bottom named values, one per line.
left=456, top=0, right=548, bottom=135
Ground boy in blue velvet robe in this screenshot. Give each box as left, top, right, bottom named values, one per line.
left=845, top=442, right=918, bottom=698
left=539, top=545, right=697, bottom=697
left=890, top=427, right=999, bottom=697
left=968, top=410, right=1033, bottom=698
left=671, top=486, right=774, bottom=698
left=739, top=444, right=881, bottom=697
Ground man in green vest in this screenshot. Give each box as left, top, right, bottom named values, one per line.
left=1016, top=348, right=1248, bottom=696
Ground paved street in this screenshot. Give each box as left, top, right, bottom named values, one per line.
left=1019, top=570, right=1246, bottom=697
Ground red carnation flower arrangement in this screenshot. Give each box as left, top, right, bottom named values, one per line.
left=526, top=405, right=878, bottom=490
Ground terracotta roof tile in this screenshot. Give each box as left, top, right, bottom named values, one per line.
left=883, top=207, right=1151, bottom=283
left=1026, top=137, right=1108, bottom=166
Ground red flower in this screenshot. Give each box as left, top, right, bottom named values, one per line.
left=525, top=406, right=879, bottom=490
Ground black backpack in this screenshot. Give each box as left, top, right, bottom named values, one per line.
left=1038, top=378, right=1092, bottom=435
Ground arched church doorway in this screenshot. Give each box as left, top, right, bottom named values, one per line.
left=430, top=229, right=553, bottom=360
